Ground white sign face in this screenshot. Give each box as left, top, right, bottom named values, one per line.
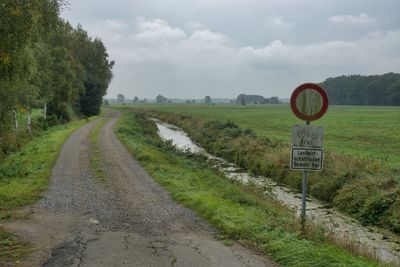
left=290, top=147, right=324, bottom=171
left=291, top=125, right=323, bottom=148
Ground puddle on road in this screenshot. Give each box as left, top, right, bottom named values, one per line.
left=152, top=118, right=400, bottom=265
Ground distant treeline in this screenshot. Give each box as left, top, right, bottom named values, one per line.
left=320, top=73, right=400, bottom=106
left=236, top=94, right=281, bottom=105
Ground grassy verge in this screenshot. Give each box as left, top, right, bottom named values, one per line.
left=0, top=117, right=94, bottom=264
left=0, top=118, right=94, bottom=213
left=0, top=109, right=44, bottom=160
left=115, top=111, right=382, bottom=267
left=88, top=118, right=110, bottom=182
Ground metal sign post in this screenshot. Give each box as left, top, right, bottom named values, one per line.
left=289, top=83, right=329, bottom=231
left=301, top=120, right=310, bottom=224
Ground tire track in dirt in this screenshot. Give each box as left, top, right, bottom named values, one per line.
left=4, top=113, right=275, bottom=266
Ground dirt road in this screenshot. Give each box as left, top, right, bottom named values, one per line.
left=4, top=113, right=274, bottom=266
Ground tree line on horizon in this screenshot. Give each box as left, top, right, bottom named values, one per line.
left=236, top=94, right=281, bottom=105
left=320, top=73, right=400, bottom=106
left=0, top=0, right=113, bottom=154
left=111, top=94, right=282, bottom=105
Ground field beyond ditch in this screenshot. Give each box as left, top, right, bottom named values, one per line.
left=123, top=104, right=400, bottom=167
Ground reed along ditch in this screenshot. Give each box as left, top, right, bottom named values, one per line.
left=146, top=114, right=400, bottom=265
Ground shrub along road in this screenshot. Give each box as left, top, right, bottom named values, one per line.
left=2, top=113, right=272, bottom=266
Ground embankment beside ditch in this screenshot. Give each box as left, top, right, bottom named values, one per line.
left=115, top=110, right=381, bottom=266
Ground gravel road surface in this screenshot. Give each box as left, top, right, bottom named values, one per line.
left=4, top=113, right=275, bottom=267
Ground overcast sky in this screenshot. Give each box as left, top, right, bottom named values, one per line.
left=61, top=0, right=400, bottom=99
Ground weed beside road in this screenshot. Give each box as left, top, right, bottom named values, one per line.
left=89, top=118, right=110, bottom=182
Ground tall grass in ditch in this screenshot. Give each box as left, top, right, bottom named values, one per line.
left=145, top=110, right=400, bottom=234
left=115, top=111, right=381, bottom=266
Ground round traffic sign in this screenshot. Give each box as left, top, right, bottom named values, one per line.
left=290, top=83, right=329, bottom=121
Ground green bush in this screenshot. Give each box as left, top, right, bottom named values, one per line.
left=0, top=132, right=19, bottom=156
left=384, top=198, right=400, bottom=233
left=32, top=117, right=49, bottom=131
left=309, top=175, right=346, bottom=202
left=358, top=190, right=398, bottom=226
left=333, top=176, right=396, bottom=215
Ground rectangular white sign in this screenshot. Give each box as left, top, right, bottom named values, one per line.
left=290, top=147, right=324, bottom=171
left=291, top=125, right=323, bottom=148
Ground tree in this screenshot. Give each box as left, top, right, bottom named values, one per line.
left=74, top=27, right=114, bottom=116
left=269, top=96, right=280, bottom=104
left=46, top=21, right=85, bottom=121
left=236, top=94, right=264, bottom=104
left=133, top=96, right=139, bottom=103
left=117, top=94, right=125, bottom=103
left=236, top=95, right=247, bottom=106
left=33, top=42, right=54, bottom=119
left=156, top=94, right=168, bottom=104
left=320, top=73, right=400, bottom=106
left=204, top=95, right=211, bottom=104
left=0, top=0, right=113, bottom=154
left=0, top=1, right=39, bottom=136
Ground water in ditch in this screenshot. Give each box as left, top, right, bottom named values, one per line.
left=152, top=118, right=400, bottom=265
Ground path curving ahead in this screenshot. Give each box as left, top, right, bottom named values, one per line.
left=4, top=113, right=275, bottom=267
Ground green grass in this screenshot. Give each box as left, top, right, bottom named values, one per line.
left=0, top=116, right=94, bottom=265
left=115, top=111, right=383, bottom=267
left=0, top=109, right=47, bottom=160
left=124, top=107, right=400, bottom=234
left=120, top=104, right=400, bottom=167
left=16, top=109, right=43, bottom=130
left=89, top=118, right=109, bottom=182
left=0, top=118, right=93, bottom=213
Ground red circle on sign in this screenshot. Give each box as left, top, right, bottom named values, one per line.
left=290, top=83, right=329, bottom=121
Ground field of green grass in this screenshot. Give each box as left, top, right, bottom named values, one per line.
left=122, top=104, right=400, bottom=167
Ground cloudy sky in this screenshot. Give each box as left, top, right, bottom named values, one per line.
left=61, top=0, right=400, bottom=99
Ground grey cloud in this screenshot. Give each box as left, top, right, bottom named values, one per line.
left=62, top=0, right=400, bottom=99
left=329, top=13, right=375, bottom=25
